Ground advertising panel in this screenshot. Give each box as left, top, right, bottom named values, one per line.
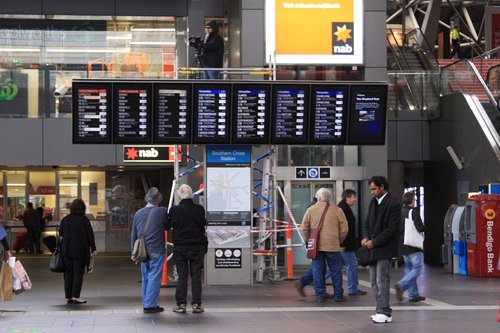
left=265, top=0, right=364, bottom=64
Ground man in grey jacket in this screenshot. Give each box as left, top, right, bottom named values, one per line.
left=131, top=187, right=168, bottom=314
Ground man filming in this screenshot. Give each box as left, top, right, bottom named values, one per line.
left=201, top=21, right=224, bottom=79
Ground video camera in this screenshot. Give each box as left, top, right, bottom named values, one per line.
left=189, top=36, right=203, bottom=50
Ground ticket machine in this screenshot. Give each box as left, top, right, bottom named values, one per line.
left=465, top=194, right=500, bottom=277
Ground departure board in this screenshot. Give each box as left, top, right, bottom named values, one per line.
left=271, top=84, right=309, bottom=144
left=193, top=84, right=231, bottom=144
left=72, top=82, right=112, bottom=144
left=348, top=85, right=388, bottom=145
left=309, top=85, right=349, bottom=145
left=113, top=83, right=152, bottom=144
left=153, top=84, right=191, bottom=144
left=231, top=84, right=270, bottom=144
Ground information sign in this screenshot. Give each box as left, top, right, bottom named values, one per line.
left=231, top=84, right=270, bottom=144
left=310, top=84, right=349, bottom=144
left=113, top=83, right=152, bottom=144
left=271, top=84, right=309, bottom=144
left=193, top=84, right=231, bottom=144
left=153, top=83, right=191, bottom=144
left=72, top=82, right=112, bottom=144
left=348, top=85, right=387, bottom=145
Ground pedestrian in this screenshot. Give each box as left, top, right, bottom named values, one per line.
left=60, top=199, right=97, bottom=304
left=450, top=26, right=463, bottom=59
left=395, top=191, right=426, bottom=303
left=130, top=187, right=168, bottom=314
left=0, top=224, right=12, bottom=259
left=338, top=189, right=367, bottom=296
left=361, top=176, right=400, bottom=324
left=22, top=202, right=42, bottom=254
left=167, top=184, right=208, bottom=314
left=301, top=188, right=348, bottom=303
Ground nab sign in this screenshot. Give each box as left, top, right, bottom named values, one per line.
left=123, top=145, right=175, bottom=163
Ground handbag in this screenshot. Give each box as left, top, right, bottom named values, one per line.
left=49, top=232, right=65, bottom=273
left=131, top=208, right=155, bottom=262
left=0, top=261, right=13, bottom=301
left=357, top=246, right=375, bottom=267
left=404, top=209, right=424, bottom=249
left=306, top=203, right=330, bottom=260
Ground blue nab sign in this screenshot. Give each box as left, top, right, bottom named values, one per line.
left=206, top=145, right=251, bottom=165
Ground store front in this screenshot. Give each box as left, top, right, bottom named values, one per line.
left=1, top=167, right=172, bottom=252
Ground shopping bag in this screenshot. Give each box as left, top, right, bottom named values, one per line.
left=0, top=261, right=13, bottom=301
left=357, top=246, right=375, bottom=267
left=49, top=247, right=65, bottom=273
left=12, top=260, right=32, bottom=293
left=404, top=209, right=424, bottom=249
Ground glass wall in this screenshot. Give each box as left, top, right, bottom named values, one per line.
left=58, top=170, right=79, bottom=219
left=81, top=171, right=106, bottom=227
left=0, top=16, right=183, bottom=118
left=278, top=145, right=359, bottom=167
left=6, top=171, right=27, bottom=220
left=28, top=171, right=56, bottom=222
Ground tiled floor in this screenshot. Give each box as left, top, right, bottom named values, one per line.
left=1, top=255, right=499, bottom=332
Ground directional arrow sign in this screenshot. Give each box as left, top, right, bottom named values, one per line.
left=296, top=168, right=307, bottom=178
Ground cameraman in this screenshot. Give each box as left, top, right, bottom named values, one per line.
left=202, top=21, right=224, bottom=79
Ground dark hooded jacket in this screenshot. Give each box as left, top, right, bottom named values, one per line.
left=202, top=21, right=224, bottom=68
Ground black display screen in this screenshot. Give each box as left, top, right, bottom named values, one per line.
left=153, top=83, right=191, bottom=144
left=348, top=85, right=388, bottom=145
left=309, top=85, right=349, bottom=145
left=72, top=82, right=112, bottom=144
left=112, top=83, right=152, bottom=144
left=231, top=84, right=270, bottom=144
left=271, top=84, right=309, bottom=144
left=193, top=84, right=231, bottom=144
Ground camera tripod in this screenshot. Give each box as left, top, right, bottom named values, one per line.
left=192, top=48, right=203, bottom=79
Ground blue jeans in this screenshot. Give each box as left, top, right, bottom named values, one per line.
left=312, top=251, right=343, bottom=300
left=141, top=251, right=166, bottom=308
left=398, top=252, right=423, bottom=300
left=370, top=259, right=392, bottom=316
left=341, top=251, right=360, bottom=294
left=202, top=70, right=220, bottom=79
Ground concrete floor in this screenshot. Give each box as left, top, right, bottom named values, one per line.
left=1, top=254, right=499, bottom=333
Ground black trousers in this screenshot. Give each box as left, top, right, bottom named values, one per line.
left=26, top=227, right=41, bottom=253
left=173, top=245, right=205, bottom=305
left=63, top=256, right=86, bottom=299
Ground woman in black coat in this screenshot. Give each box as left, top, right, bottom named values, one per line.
left=60, top=199, right=96, bottom=304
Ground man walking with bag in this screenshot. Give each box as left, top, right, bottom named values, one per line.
left=362, top=176, right=400, bottom=323
left=395, top=191, right=426, bottom=303
left=301, top=188, right=348, bottom=303
left=131, top=187, right=168, bottom=314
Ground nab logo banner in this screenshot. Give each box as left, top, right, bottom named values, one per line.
left=123, top=146, right=175, bottom=163
left=332, top=22, right=354, bottom=55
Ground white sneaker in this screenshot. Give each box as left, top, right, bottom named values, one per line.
left=371, top=313, right=392, bottom=323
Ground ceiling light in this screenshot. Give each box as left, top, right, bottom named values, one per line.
left=46, top=48, right=131, bottom=53
left=128, top=41, right=176, bottom=46
left=106, top=35, right=132, bottom=40
left=130, top=27, right=175, bottom=32
left=0, top=48, right=39, bottom=52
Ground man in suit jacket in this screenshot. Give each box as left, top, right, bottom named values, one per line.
left=361, top=176, right=400, bottom=324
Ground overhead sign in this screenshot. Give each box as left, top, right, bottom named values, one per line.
left=295, top=167, right=332, bottom=179
left=123, top=145, right=175, bottom=163
left=265, top=0, right=364, bottom=64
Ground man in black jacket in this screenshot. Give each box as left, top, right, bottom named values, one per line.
left=361, top=176, right=400, bottom=324
left=395, top=191, right=426, bottom=302
left=338, top=189, right=366, bottom=296
left=167, top=184, right=208, bottom=314
left=202, top=20, right=224, bottom=79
